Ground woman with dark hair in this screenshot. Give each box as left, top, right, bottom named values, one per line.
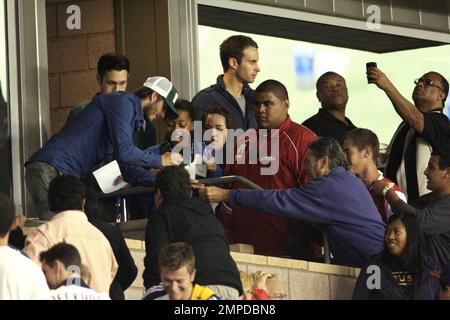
left=157, top=100, right=232, bottom=181
left=121, top=100, right=224, bottom=190
left=353, top=213, right=440, bottom=300
left=160, top=99, right=196, bottom=153
left=202, top=107, right=235, bottom=173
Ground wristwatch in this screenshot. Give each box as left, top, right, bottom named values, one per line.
left=382, top=182, right=395, bottom=197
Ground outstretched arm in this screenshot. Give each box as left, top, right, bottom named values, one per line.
left=367, top=67, right=424, bottom=133
left=200, top=185, right=330, bottom=225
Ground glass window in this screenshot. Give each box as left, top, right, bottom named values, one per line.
left=198, top=26, right=450, bottom=145
left=0, top=1, right=12, bottom=196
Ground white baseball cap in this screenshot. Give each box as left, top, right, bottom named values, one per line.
left=143, top=76, right=179, bottom=118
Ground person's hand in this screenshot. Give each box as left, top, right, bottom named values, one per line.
left=149, top=168, right=161, bottom=174
left=113, top=175, right=124, bottom=186
left=203, top=153, right=217, bottom=172
left=252, top=271, right=271, bottom=292
left=191, top=179, right=205, bottom=189
left=207, top=162, right=217, bottom=172
left=16, top=215, right=27, bottom=229
left=367, top=67, right=393, bottom=91
left=371, top=180, right=389, bottom=195
left=198, top=186, right=230, bottom=202
left=161, top=152, right=183, bottom=167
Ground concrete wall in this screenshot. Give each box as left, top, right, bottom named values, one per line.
left=245, top=0, right=450, bottom=33
left=45, top=0, right=171, bottom=141
left=124, top=239, right=360, bottom=300
left=46, top=0, right=116, bottom=134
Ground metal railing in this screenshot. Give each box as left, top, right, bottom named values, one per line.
left=99, top=175, right=331, bottom=264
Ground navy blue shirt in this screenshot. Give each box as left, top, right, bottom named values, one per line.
left=27, top=92, right=161, bottom=177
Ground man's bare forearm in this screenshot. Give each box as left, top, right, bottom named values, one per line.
left=368, top=68, right=424, bottom=132
left=383, top=84, right=424, bottom=133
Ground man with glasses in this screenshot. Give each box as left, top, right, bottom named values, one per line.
left=367, top=67, right=450, bottom=202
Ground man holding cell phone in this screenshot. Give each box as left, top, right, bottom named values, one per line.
left=367, top=64, right=449, bottom=202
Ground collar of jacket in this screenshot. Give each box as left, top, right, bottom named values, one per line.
left=161, top=197, right=213, bottom=213
left=256, top=116, right=293, bottom=140
left=216, top=74, right=252, bottom=98
left=318, top=108, right=353, bottom=125
left=51, top=210, right=89, bottom=222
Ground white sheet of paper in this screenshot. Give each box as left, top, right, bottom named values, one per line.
left=194, top=154, right=207, bottom=178
left=184, top=154, right=207, bottom=178
left=93, top=160, right=129, bottom=194
left=184, top=163, right=196, bottom=180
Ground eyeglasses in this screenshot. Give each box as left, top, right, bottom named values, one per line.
left=414, top=78, right=444, bottom=92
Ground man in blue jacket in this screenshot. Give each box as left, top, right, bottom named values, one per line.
left=200, top=137, right=386, bottom=267
left=192, top=35, right=260, bottom=131
left=25, top=76, right=183, bottom=220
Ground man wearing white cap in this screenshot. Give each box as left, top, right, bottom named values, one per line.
left=25, top=76, right=183, bottom=221
left=139, top=76, right=180, bottom=121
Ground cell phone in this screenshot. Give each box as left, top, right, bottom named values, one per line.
left=366, top=62, right=377, bottom=83
left=366, top=62, right=377, bottom=71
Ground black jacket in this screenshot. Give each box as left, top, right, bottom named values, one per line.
left=143, top=197, right=242, bottom=294
left=352, top=254, right=440, bottom=300
left=89, top=218, right=138, bottom=300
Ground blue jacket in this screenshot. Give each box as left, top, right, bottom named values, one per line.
left=229, top=166, right=386, bottom=267
left=119, top=144, right=160, bottom=187
left=191, top=75, right=257, bottom=130
left=120, top=142, right=223, bottom=187
left=27, top=92, right=162, bottom=177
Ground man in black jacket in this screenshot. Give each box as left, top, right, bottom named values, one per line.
left=142, top=166, right=242, bottom=299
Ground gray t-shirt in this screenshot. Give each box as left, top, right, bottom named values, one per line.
left=228, top=90, right=246, bottom=117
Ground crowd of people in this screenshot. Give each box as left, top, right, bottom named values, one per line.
left=1, top=33, right=450, bottom=300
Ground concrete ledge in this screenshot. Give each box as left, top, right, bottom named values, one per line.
left=267, top=256, right=308, bottom=270
left=125, top=239, right=145, bottom=251
left=124, top=238, right=360, bottom=300
left=229, top=243, right=254, bottom=254
left=23, top=220, right=360, bottom=299
left=118, top=219, right=147, bottom=231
